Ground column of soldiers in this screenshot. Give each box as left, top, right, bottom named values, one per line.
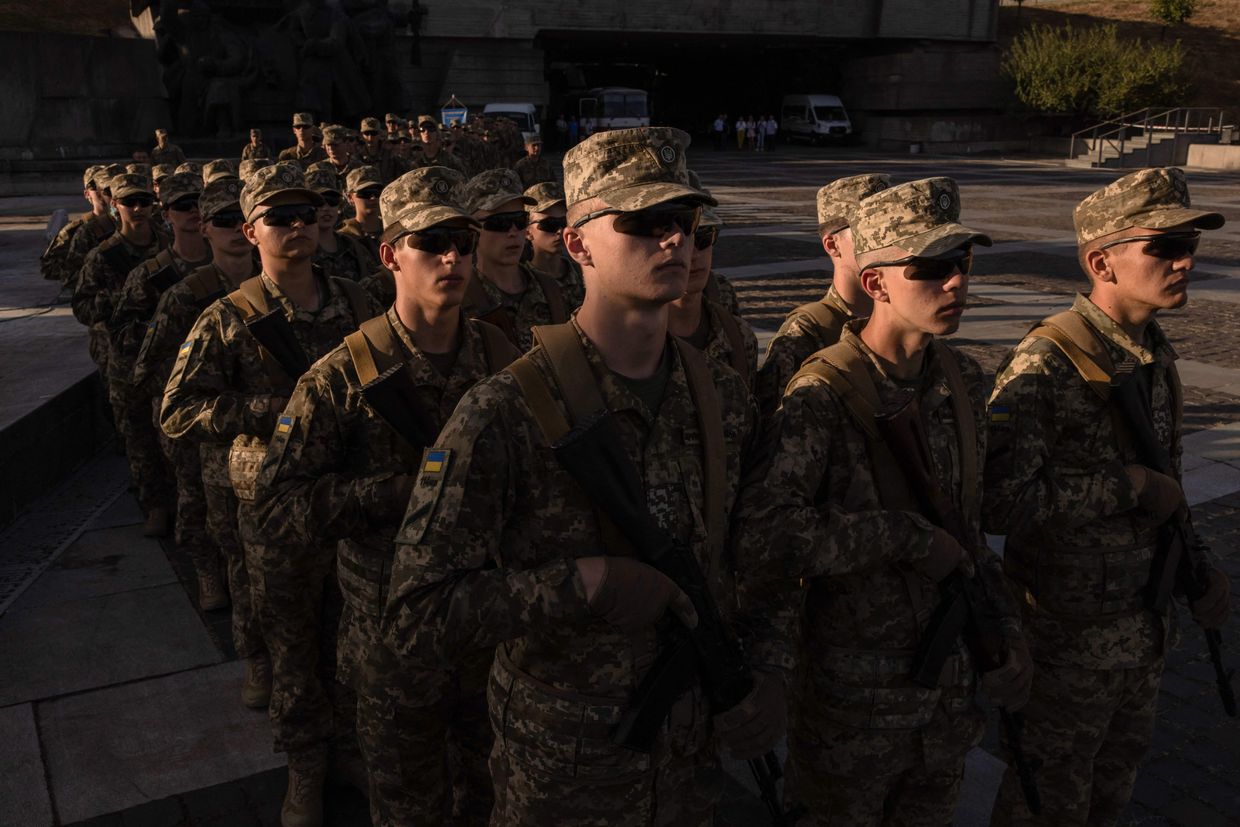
left=45, top=117, right=1232, bottom=827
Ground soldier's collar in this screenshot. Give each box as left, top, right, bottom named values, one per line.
left=1073, top=293, right=1160, bottom=366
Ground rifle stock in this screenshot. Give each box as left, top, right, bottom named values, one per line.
left=552, top=409, right=789, bottom=825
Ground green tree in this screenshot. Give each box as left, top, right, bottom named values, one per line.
left=1002, top=24, right=1190, bottom=118
left=1150, top=0, right=1197, bottom=26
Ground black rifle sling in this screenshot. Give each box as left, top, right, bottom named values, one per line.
left=145, top=249, right=181, bottom=293
left=226, top=276, right=309, bottom=381
left=344, top=315, right=435, bottom=456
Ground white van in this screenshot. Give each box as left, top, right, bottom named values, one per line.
left=482, top=103, right=540, bottom=135
left=780, top=94, right=853, bottom=144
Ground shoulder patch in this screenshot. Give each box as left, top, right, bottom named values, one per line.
left=990, top=405, right=1011, bottom=424
left=422, top=448, right=450, bottom=475
left=276, top=414, right=295, bottom=434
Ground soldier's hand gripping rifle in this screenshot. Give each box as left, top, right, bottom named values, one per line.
left=553, top=409, right=790, bottom=826
left=875, top=390, right=1042, bottom=814
left=1112, top=367, right=1236, bottom=717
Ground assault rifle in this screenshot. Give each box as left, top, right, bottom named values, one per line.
left=1113, top=366, right=1236, bottom=717
left=553, top=409, right=790, bottom=826
left=875, top=389, right=1042, bottom=814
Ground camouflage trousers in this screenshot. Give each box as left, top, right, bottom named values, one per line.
left=487, top=653, right=720, bottom=827
left=157, top=415, right=219, bottom=581
left=785, top=706, right=983, bottom=826
left=356, top=628, right=493, bottom=826
left=202, top=453, right=263, bottom=658
left=106, top=357, right=173, bottom=513
left=991, top=659, right=1163, bottom=827
left=253, top=545, right=358, bottom=758
left=87, top=323, right=110, bottom=379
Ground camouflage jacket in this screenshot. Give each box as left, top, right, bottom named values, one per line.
left=511, top=155, right=557, bottom=190
left=241, top=142, right=271, bottom=160
left=250, top=308, right=518, bottom=691
left=58, top=213, right=117, bottom=290
left=383, top=320, right=782, bottom=714
left=409, top=147, right=467, bottom=176
left=464, top=262, right=563, bottom=352
left=705, top=271, right=742, bottom=320
left=111, top=247, right=212, bottom=370
left=755, top=284, right=854, bottom=420
left=681, top=299, right=759, bottom=392
left=132, top=262, right=257, bottom=402
left=734, top=324, right=1018, bottom=728
left=150, top=144, right=187, bottom=166
left=72, top=231, right=166, bottom=331
left=336, top=218, right=382, bottom=264
left=277, top=144, right=328, bottom=168
left=984, top=293, right=1180, bottom=669
left=160, top=270, right=380, bottom=449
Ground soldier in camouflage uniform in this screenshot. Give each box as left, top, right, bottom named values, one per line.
left=734, top=178, right=1033, bottom=826
left=110, top=171, right=213, bottom=537
left=73, top=173, right=171, bottom=533
left=524, top=181, right=585, bottom=311
left=134, top=178, right=259, bottom=612
left=60, top=163, right=126, bottom=298
left=383, top=127, right=788, bottom=826
left=251, top=166, right=519, bottom=827
left=41, top=166, right=115, bottom=284
left=357, top=116, right=405, bottom=183
left=412, top=115, right=467, bottom=175
left=160, top=163, right=381, bottom=827
left=151, top=128, right=188, bottom=167
left=338, top=165, right=384, bottom=263
left=755, top=173, right=891, bottom=420
left=242, top=128, right=271, bottom=161
left=278, top=112, right=328, bottom=169
left=511, top=133, right=556, bottom=189
left=667, top=177, right=758, bottom=389
left=985, top=167, right=1232, bottom=827
left=322, top=125, right=361, bottom=180
left=202, top=159, right=236, bottom=185
left=305, top=165, right=391, bottom=306
left=460, top=168, right=570, bottom=351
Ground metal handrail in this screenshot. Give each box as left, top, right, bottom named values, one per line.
left=1068, top=107, right=1237, bottom=167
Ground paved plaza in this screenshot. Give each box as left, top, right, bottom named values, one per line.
left=1, top=146, right=1239, bottom=826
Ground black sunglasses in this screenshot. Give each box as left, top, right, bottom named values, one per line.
left=572, top=204, right=702, bottom=238
left=117, top=195, right=154, bottom=209
left=1100, top=230, right=1200, bottom=260
left=318, top=192, right=342, bottom=207
left=254, top=203, right=318, bottom=228
left=401, top=226, right=479, bottom=256
left=866, top=246, right=973, bottom=281
left=693, top=226, right=719, bottom=251
left=418, top=124, right=434, bottom=132
left=362, top=130, right=378, bottom=137
left=533, top=216, right=567, bottom=233
left=166, top=198, right=200, bottom=212
left=356, top=187, right=383, bottom=200
left=209, top=211, right=245, bottom=229
left=480, top=211, right=530, bottom=233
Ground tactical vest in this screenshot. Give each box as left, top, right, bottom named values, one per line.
left=335, top=315, right=517, bottom=620
left=225, top=274, right=370, bottom=501
left=789, top=337, right=977, bottom=726
left=1006, top=309, right=1181, bottom=620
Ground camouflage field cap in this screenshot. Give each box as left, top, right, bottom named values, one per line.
left=110, top=173, right=155, bottom=200
left=817, top=173, right=892, bottom=230
left=126, top=162, right=151, bottom=177
left=322, top=125, right=348, bottom=144
left=202, top=159, right=237, bottom=185
left=239, top=162, right=324, bottom=220
left=100, top=164, right=127, bottom=191
left=198, top=177, right=243, bottom=220
left=152, top=163, right=177, bottom=183
left=175, top=161, right=202, bottom=178
left=686, top=169, right=722, bottom=228
left=563, top=127, right=715, bottom=211
left=345, top=165, right=384, bottom=193
left=238, top=158, right=271, bottom=182
left=159, top=171, right=202, bottom=207
left=384, top=112, right=400, bottom=123
left=459, top=168, right=535, bottom=214
left=379, top=166, right=475, bottom=241
left=360, top=117, right=382, bottom=134
left=416, top=114, right=438, bottom=129
left=524, top=181, right=566, bottom=213
left=292, top=112, right=314, bottom=127
left=1073, top=167, right=1224, bottom=246
left=83, top=165, right=103, bottom=189
left=853, top=176, right=991, bottom=257
left=304, top=166, right=342, bottom=195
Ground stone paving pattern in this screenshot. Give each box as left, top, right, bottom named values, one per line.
left=1, top=146, right=1238, bottom=825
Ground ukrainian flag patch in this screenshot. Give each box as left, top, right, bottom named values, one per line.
left=422, top=448, right=449, bottom=475
left=276, top=415, right=294, bottom=434
left=179, top=340, right=193, bottom=353
left=990, top=405, right=1011, bottom=423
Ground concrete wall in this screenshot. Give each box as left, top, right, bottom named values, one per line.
left=421, top=0, right=998, bottom=42
left=1187, top=143, right=1240, bottom=170
left=0, top=32, right=168, bottom=159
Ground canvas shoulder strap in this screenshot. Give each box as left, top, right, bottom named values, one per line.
left=226, top=276, right=270, bottom=321
left=710, top=303, right=751, bottom=384
left=792, top=340, right=882, bottom=440
left=184, top=266, right=224, bottom=304
left=931, top=340, right=979, bottom=527
left=673, top=336, right=727, bottom=569
left=529, top=266, right=569, bottom=324
left=795, top=298, right=848, bottom=343
left=331, top=276, right=371, bottom=325
left=344, top=314, right=402, bottom=386
left=474, top=319, right=521, bottom=372
left=1027, top=310, right=1115, bottom=400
